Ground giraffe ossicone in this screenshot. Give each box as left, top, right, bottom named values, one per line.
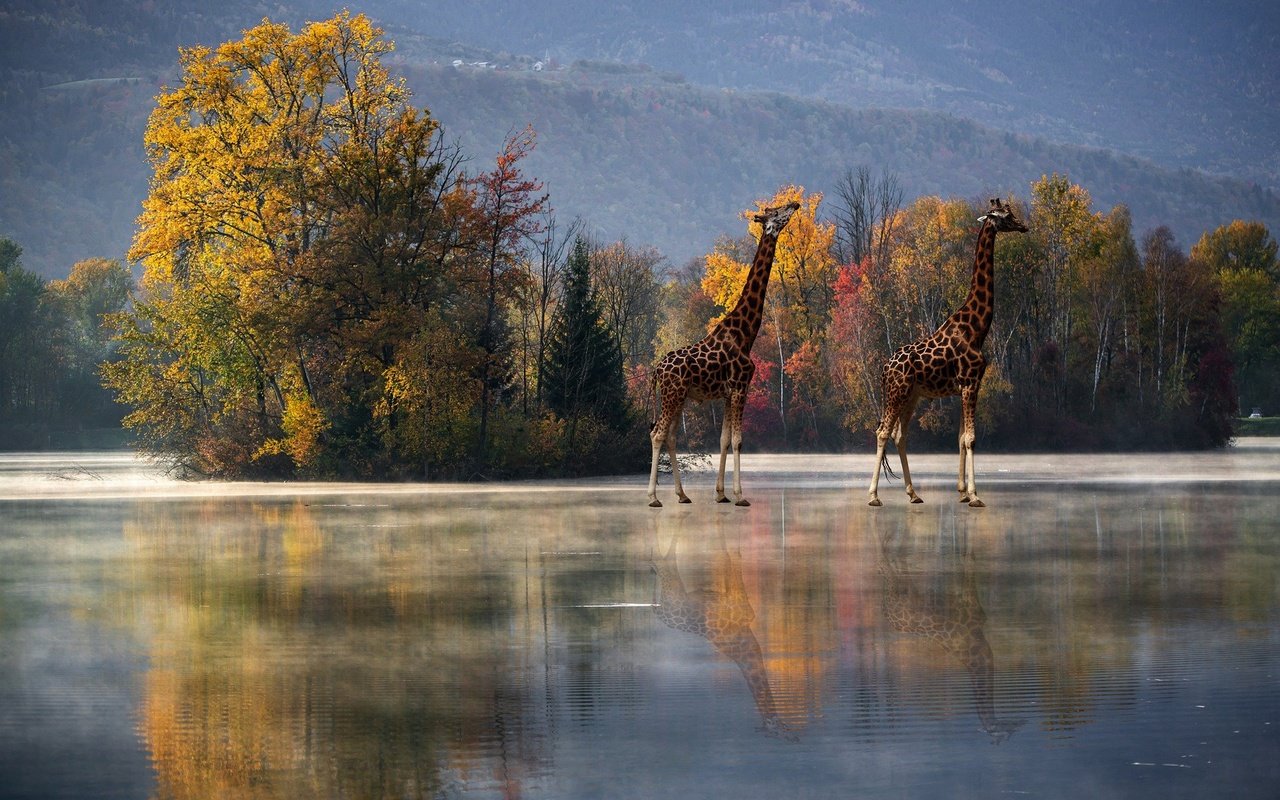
left=645, top=200, right=800, bottom=508
left=867, top=197, right=1028, bottom=508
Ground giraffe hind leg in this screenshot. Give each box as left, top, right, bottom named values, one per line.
left=894, top=398, right=923, bottom=503
left=668, top=429, right=691, bottom=504
left=870, top=384, right=914, bottom=506
left=648, top=387, right=687, bottom=507
left=729, top=390, right=749, bottom=506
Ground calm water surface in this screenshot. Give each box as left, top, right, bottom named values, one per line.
left=1, top=445, right=1278, bottom=799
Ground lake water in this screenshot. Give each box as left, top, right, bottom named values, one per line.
left=1, top=444, right=1278, bottom=799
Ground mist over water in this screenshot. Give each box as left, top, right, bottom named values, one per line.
left=1, top=445, right=1277, bottom=798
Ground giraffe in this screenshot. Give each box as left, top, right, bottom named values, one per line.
left=647, top=201, right=800, bottom=508
left=875, top=519, right=1024, bottom=743
left=867, top=197, right=1028, bottom=508
left=650, top=525, right=796, bottom=740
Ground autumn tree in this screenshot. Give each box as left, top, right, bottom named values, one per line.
left=466, top=127, right=547, bottom=461
left=591, top=237, right=664, bottom=371
left=0, top=239, right=52, bottom=443
left=1073, top=206, right=1139, bottom=414
left=828, top=261, right=883, bottom=437
left=512, top=211, right=581, bottom=413
left=45, top=258, right=133, bottom=429
left=830, top=165, right=902, bottom=273
left=105, top=13, right=477, bottom=476
left=872, top=196, right=975, bottom=351
left=1191, top=221, right=1280, bottom=415
left=0, top=242, right=131, bottom=447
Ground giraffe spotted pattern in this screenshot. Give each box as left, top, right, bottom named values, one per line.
left=868, top=198, right=1028, bottom=508
left=646, top=202, right=799, bottom=508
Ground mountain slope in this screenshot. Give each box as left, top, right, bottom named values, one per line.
left=1, top=1, right=1277, bottom=276
left=365, top=0, right=1280, bottom=188
left=415, top=63, right=1278, bottom=263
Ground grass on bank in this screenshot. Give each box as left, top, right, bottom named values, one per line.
left=1236, top=417, right=1280, bottom=436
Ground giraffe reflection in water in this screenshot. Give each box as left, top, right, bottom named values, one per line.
left=875, top=515, right=1025, bottom=743
left=650, top=517, right=798, bottom=740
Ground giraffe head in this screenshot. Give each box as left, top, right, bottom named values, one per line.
left=753, top=201, right=801, bottom=238
left=978, top=197, right=1028, bottom=233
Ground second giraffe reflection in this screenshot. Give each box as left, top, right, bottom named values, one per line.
left=651, top=518, right=798, bottom=740
left=875, top=516, right=1025, bottom=743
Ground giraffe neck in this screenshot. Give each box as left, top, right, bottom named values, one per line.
left=717, top=627, right=783, bottom=727
left=956, top=220, right=998, bottom=348
left=716, top=232, right=779, bottom=352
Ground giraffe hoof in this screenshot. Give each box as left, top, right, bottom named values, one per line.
left=715, top=496, right=730, bottom=504
left=958, top=494, right=970, bottom=503
left=968, top=498, right=986, bottom=508
left=678, top=496, right=692, bottom=504
left=910, top=496, right=924, bottom=504
left=735, top=499, right=751, bottom=507
left=868, top=498, right=882, bottom=507
left=648, top=499, right=663, bottom=508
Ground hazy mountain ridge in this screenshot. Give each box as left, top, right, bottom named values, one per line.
left=413, top=63, right=1278, bottom=263
left=365, top=0, right=1280, bottom=187
left=1, top=0, right=1277, bottom=275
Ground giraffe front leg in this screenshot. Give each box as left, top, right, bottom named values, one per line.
left=960, top=385, right=984, bottom=507
left=728, top=389, right=749, bottom=506
left=715, top=407, right=732, bottom=503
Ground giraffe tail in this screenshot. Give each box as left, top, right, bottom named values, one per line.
left=879, top=452, right=898, bottom=482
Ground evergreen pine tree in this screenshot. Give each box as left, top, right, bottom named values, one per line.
left=544, top=236, right=629, bottom=433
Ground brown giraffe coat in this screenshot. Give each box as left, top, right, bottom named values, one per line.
left=646, top=201, right=799, bottom=508
left=868, top=198, right=1028, bottom=508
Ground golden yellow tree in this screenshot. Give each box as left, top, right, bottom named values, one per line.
left=868, top=196, right=975, bottom=349
left=701, top=186, right=837, bottom=334
left=108, top=13, right=470, bottom=476
left=701, top=186, right=838, bottom=441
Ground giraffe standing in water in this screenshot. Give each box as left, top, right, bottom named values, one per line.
left=647, top=201, right=799, bottom=508
left=868, top=197, right=1028, bottom=508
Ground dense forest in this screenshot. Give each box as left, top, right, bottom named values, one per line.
left=2, top=14, right=1276, bottom=476
left=0, top=241, right=130, bottom=448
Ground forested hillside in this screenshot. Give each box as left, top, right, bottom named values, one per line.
left=1, top=0, right=1277, bottom=276
left=413, top=61, right=1279, bottom=265
left=366, top=0, right=1280, bottom=187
